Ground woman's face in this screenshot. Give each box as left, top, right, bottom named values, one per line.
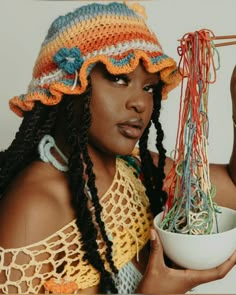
left=87, top=62, right=160, bottom=156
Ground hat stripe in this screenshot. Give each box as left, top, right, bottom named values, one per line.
left=34, top=17, right=159, bottom=77
left=84, top=40, right=163, bottom=60
left=9, top=2, right=181, bottom=117
left=29, top=50, right=171, bottom=92
left=43, top=3, right=139, bottom=46
left=33, top=40, right=164, bottom=81
left=45, top=16, right=156, bottom=51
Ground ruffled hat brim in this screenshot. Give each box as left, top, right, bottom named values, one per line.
left=10, top=50, right=180, bottom=117
left=9, top=2, right=181, bottom=117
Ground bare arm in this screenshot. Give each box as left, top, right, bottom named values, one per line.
left=0, top=162, right=73, bottom=248
left=209, top=67, right=236, bottom=210
left=0, top=162, right=74, bottom=293
left=229, top=66, right=236, bottom=184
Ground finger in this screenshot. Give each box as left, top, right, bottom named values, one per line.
left=230, top=65, right=236, bottom=90
left=188, top=251, right=236, bottom=286
left=147, top=228, right=165, bottom=269
left=232, top=65, right=236, bottom=77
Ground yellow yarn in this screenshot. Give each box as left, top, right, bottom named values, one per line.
left=124, top=1, right=147, bottom=19
left=0, top=158, right=152, bottom=293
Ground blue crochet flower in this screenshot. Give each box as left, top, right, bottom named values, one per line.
left=53, top=47, right=83, bottom=74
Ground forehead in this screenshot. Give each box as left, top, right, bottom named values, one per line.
left=91, top=62, right=160, bottom=81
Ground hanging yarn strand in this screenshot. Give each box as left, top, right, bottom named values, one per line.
left=161, top=29, right=221, bottom=235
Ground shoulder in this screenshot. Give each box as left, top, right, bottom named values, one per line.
left=0, top=161, right=75, bottom=248
left=132, top=148, right=173, bottom=175
left=150, top=150, right=173, bottom=176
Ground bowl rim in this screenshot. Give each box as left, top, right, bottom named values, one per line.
left=153, top=206, right=236, bottom=237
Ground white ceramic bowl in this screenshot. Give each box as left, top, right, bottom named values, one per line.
left=153, top=206, right=236, bottom=270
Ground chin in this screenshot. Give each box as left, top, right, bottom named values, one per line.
left=112, top=142, right=138, bottom=156
left=97, top=144, right=135, bottom=157
left=116, top=149, right=135, bottom=156
left=89, top=138, right=138, bottom=157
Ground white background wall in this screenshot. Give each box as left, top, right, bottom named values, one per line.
left=0, top=0, right=236, bottom=293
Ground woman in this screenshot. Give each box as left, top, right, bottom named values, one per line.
left=0, top=2, right=235, bottom=294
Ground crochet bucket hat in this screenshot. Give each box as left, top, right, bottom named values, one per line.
left=9, top=1, right=181, bottom=117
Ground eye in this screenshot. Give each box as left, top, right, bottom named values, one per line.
left=112, top=76, right=128, bottom=85
left=104, top=72, right=130, bottom=85
left=143, top=84, right=156, bottom=94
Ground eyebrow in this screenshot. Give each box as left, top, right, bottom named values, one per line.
left=95, top=62, right=160, bottom=83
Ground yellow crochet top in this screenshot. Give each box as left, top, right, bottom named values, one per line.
left=0, top=157, right=153, bottom=294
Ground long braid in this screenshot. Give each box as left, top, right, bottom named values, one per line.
left=63, top=91, right=117, bottom=294
left=139, top=81, right=167, bottom=216
left=0, top=103, right=43, bottom=172
left=77, top=89, right=118, bottom=293
left=139, top=121, right=154, bottom=199
left=151, top=82, right=167, bottom=214
left=79, top=97, right=118, bottom=293
left=63, top=94, right=100, bottom=264
left=0, top=102, right=58, bottom=196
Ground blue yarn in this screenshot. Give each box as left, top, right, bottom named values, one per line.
left=110, top=53, right=135, bottom=67
left=43, top=2, right=139, bottom=46
left=151, top=54, right=169, bottom=64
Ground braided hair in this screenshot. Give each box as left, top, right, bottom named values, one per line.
left=62, top=88, right=118, bottom=293
left=0, top=103, right=59, bottom=195
left=139, top=80, right=167, bottom=217
left=0, top=78, right=166, bottom=293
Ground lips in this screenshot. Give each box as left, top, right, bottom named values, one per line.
left=117, top=118, right=144, bottom=139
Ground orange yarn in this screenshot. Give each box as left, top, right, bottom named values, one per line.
left=0, top=158, right=152, bottom=293
left=9, top=2, right=180, bottom=117
left=124, top=1, right=148, bottom=19
left=44, top=278, right=78, bottom=294
left=163, top=29, right=218, bottom=219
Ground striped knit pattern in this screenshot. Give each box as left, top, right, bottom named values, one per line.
left=9, top=2, right=181, bottom=117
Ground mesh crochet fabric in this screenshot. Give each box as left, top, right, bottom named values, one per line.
left=9, top=1, right=181, bottom=117
left=0, top=158, right=152, bottom=293
left=116, top=261, right=143, bottom=293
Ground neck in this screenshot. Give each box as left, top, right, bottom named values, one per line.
left=84, top=145, right=118, bottom=197
left=54, top=130, right=117, bottom=178
left=53, top=134, right=117, bottom=176
left=43, top=134, right=118, bottom=197
left=87, top=145, right=117, bottom=177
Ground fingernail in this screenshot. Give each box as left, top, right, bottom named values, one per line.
left=150, top=229, right=156, bottom=240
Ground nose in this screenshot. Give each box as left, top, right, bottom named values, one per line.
left=125, top=88, right=147, bottom=113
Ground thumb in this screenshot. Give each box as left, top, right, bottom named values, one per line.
left=147, top=228, right=165, bottom=269
left=230, top=66, right=236, bottom=94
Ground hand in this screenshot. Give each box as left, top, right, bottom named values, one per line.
left=136, top=229, right=236, bottom=295
left=229, top=66, right=236, bottom=184
left=230, top=66, right=236, bottom=118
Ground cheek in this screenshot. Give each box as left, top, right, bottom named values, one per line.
left=89, top=99, right=116, bottom=135
left=90, top=100, right=117, bottom=123
left=89, top=89, right=122, bottom=123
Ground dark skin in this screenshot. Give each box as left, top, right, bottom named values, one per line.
left=229, top=65, right=236, bottom=184
left=0, top=64, right=236, bottom=294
